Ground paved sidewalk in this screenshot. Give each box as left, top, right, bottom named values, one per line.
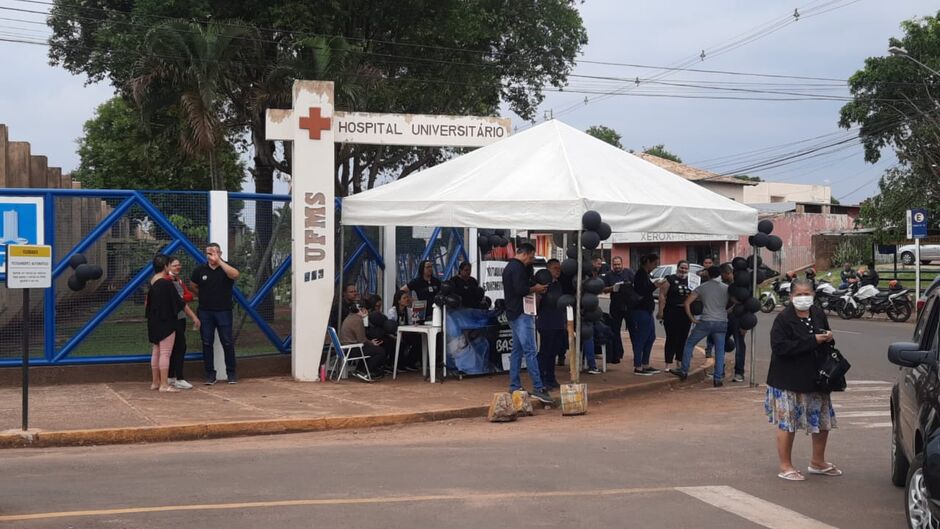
left=0, top=338, right=720, bottom=448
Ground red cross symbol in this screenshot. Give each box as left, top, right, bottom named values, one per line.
left=298, top=107, right=332, bottom=140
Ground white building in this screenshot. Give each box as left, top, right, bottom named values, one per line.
left=743, top=182, right=832, bottom=204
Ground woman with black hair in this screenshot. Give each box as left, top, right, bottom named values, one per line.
left=387, top=290, right=420, bottom=372
left=657, top=259, right=692, bottom=372
left=400, top=259, right=442, bottom=322
left=146, top=254, right=184, bottom=392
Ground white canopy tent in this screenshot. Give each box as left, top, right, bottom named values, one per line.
left=343, top=120, right=757, bottom=234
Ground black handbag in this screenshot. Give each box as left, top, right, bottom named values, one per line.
left=816, top=344, right=850, bottom=392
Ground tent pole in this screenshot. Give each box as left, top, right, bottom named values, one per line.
left=337, top=223, right=345, bottom=332
left=749, top=248, right=759, bottom=387
left=573, top=229, right=582, bottom=384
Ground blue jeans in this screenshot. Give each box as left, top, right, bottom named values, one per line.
left=680, top=320, right=727, bottom=381
left=509, top=314, right=544, bottom=392
left=198, top=309, right=236, bottom=379
left=628, top=309, right=655, bottom=368
left=583, top=337, right=598, bottom=370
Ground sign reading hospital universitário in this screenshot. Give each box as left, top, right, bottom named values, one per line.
left=333, top=112, right=511, bottom=147
left=266, top=81, right=511, bottom=381
left=0, top=197, right=44, bottom=274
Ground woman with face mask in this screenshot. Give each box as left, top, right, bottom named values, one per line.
left=765, top=278, right=840, bottom=481
left=657, top=260, right=693, bottom=372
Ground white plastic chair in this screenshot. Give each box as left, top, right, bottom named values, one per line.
left=326, top=326, right=371, bottom=381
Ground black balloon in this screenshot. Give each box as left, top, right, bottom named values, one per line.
left=690, top=299, right=703, bottom=316
left=67, top=274, right=86, bottom=292
left=733, top=270, right=752, bottom=288
left=497, top=237, right=509, bottom=247
left=758, top=219, right=775, bottom=235
left=748, top=235, right=756, bottom=246
left=561, top=258, right=579, bottom=276
left=749, top=254, right=763, bottom=267
left=766, top=235, right=783, bottom=252
left=729, top=286, right=750, bottom=303
left=480, top=296, right=493, bottom=310
left=557, top=294, right=576, bottom=309
left=725, top=337, right=736, bottom=352
left=444, top=294, right=461, bottom=309
left=597, top=222, right=612, bottom=241
left=743, top=296, right=761, bottom=313
left=581, top=230, right=600, bottom=250
left=479, top=228, right=494, bottom=236
left=583, top=308, right=603, bottom=322
left=488, top=234, right=502, bottom=246
left=739, top=312, right=758, bottom=330
left=584, top=277, right=605, bottom=295
left=477, top=234, right=489, bottom=247
left=582, top=210, right=602, bottom=231
left=580, top=293, right=599, bottom=312
left=75, top=263, right=102, bottom=282
left=732, top=303, right=748, bottom=318
left=732, top=257, right=749, bottom=271
left=433, top=294, right=446, bottom=307
left=494, top=298, right=506, bottom=311
left=534, top=268, right=553, bottom=285
left=68, top=253, right=87, bottom=270
left=751, top=232, right=769, bottom=248
left=495, top=229, right=507, bottom=237
left=579, top=322, right=595, bottom=341
left=566, top=244, right=579, bottom=259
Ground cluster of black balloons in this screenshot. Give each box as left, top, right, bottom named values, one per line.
left=432, top=280, right=463, bottom=310
left=66, top=253, right=103, bottom=292
left=748, top=220, right=783, bottom=252
left=477, top=229, right=510, bottom=253
left=531, top=210, right=612, bottom=340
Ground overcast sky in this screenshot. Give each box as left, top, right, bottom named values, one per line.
left=0, top=0, right=936, bottom=202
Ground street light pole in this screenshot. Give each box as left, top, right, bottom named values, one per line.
left=888, top=46, right=940, bottom=77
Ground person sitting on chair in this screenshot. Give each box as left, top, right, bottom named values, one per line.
left=339, top=303, right=388, bottom=383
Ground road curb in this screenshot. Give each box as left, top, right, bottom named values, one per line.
left=0, top=365, right=712, bottom=449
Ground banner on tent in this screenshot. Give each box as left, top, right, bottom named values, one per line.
left=480, top=260, right=506, bottom=302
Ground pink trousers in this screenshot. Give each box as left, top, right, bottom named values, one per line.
left=151, top=334, right=175, bottom=370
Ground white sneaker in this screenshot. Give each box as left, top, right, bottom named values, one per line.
left=174, top=379, right=193, bottom=389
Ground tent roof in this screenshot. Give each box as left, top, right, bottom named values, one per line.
left=342, top=120, right=757, bottom=235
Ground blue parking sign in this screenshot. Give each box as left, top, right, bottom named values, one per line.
left=0, top=197, right=44, bottom=273
left=909, top=208, right=929, bottom=239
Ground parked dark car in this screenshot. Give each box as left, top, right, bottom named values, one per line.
left=889, top=287, right=940, bottom=527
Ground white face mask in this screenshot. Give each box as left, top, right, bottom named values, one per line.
left=792, top=295, right=814, bottom=311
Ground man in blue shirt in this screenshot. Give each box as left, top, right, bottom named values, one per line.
left=502, top=243, right=552, bottom=404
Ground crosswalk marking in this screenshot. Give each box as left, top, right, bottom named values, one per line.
left=834, top=381, right=891, bottom=431
left=678, top=486, right=839, bottom=529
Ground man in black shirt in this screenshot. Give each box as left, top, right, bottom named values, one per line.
left=860, top=261, right=880, bottom=287
left=190, top=243, right=241, bottom=385
left=628, top=253, right=661, bottom=376
left=602, top=256, right=634, bottom=364
left=502, top=243, right=551, bottom=403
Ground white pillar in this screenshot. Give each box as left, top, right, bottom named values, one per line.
left=208, top=190, right=230, bottom=381
left=383, top=225, right=397, bottom=305
left=468, top=227, right=478, bottom=275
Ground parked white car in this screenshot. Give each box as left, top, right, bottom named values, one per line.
left=651, top=263, right=705, bottom=285
left=898, top=244, right=940, bottom=265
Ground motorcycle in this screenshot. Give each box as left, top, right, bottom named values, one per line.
left=759, top=277, right=791, bottom=313
left=838, top=283, right=912, bottom=322
left=813, top=278, right=848, bottom=315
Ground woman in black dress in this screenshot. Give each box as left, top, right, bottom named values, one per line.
left=147, top=254, right=184, bottom=392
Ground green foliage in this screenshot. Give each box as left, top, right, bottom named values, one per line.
left=858, top=166, right=940, bottom=242
left=72, top=97, right=243, bottom=190
left=48, top=0, right=588, bottom=195
left=832, top=236, right=871, bottom=267
left=734, top=174, right=763, bottom=182
left=643, top=144, right=683, bottom=163
left=830, top=197, right=841, bottom=205
left=585, top=125, right=623, bottom=149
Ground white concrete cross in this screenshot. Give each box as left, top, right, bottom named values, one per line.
left=266, top=80, right=510, bottom=381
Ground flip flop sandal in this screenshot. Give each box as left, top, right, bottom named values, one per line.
left=807, top=464, right=843, bottom=476
left=159, top=386, right=181, bottom=393
left=778, top=470, right=805, bottom=481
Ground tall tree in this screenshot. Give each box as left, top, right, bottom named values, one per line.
left=643, top=144, right=683, bottom=163
left=130, top=20, right=259, bottom=190
left=839, top=11, right=940, bottom=239
left=585, top=125, right=623, bottom=149
left=73, top=97, right=243, bottom=190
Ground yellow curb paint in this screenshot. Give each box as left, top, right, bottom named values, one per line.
left=0, top=487, right=674, bottom=522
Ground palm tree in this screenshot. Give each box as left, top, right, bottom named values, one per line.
left=130, top=20, right=259, bottom=190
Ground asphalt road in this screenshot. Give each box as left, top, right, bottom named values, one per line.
left=0, top=315, right=913, bottom=529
